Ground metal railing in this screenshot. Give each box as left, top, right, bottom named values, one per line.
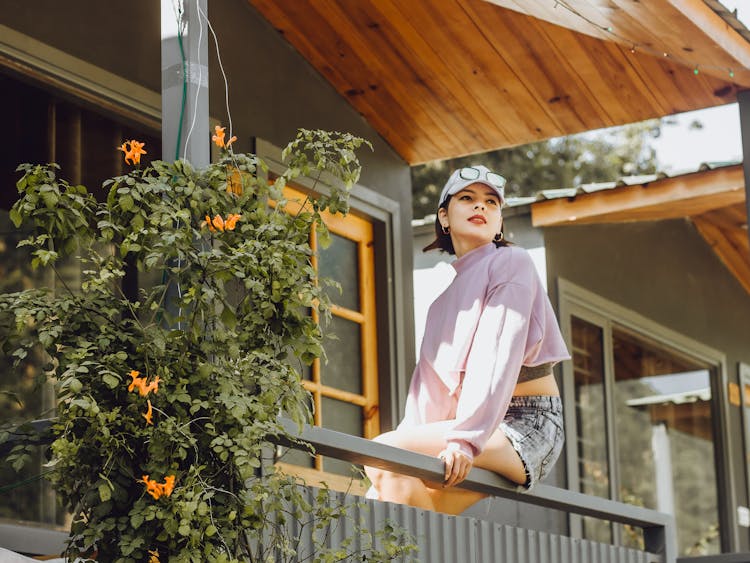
left=1, top=418, right=678, bottom=562
left=277, top=418, right=678, bottom=563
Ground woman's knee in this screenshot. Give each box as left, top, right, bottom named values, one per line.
left=364, top=464, right=385, bottom=485
left=372, top=430, right=399, bottom=447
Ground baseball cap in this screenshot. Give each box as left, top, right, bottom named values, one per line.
left=438, top=165, right=506, bottom=208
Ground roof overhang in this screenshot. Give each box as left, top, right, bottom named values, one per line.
left=530, top=164, right=750, bottom=294
left=248, top=0, right=750, bottom=164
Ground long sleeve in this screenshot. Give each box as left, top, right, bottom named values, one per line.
left=444, top=280, right=536, bottom=460
left=397, top=243, right=569, bottom=452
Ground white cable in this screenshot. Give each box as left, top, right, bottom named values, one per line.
left=199, top=1, right=233, bottom=140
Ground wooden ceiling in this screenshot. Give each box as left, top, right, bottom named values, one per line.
left=248, top=0, right=750, bottom=164
left=530, top=164, right=750, bottom=294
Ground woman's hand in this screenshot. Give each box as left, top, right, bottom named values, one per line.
left=438, top=447, right=473, bottom=487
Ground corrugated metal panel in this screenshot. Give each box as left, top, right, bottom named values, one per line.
left=284, top=488, right=656, bottom=563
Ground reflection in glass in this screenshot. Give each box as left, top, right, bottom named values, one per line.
left=321, top=315, right=362, bottom=395
left=321, top=397, right=363, bottom=476
left=571, top=316, right=612, bottom=544
left=0, top=211, right=68, bottom=526
left=612, top=327, right=719, bottom=556
left=318, top=233, right=360, bottom=311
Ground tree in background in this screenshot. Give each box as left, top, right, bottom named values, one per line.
left=411, top=120, right=661, bottom=219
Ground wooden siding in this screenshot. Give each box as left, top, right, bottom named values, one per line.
left=530, top=165, right=750, bottom=295
left=247, top=0, right=748, bottom=164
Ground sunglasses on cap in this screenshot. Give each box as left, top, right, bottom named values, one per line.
left=458, top=167, right=506, bottom=189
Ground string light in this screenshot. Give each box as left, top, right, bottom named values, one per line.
left=552, top=0, right=740, bottom=81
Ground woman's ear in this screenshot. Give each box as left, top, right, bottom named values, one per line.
left=437, top=207, right=448, bottom=228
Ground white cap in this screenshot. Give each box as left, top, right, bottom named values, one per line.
left=438, top=165, right=506, bottom=208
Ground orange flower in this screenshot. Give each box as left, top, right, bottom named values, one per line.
left=203, top=214, right=240, bottom=232
left=118, top=139, right=147, bottom=165
left=224, top=213, right=241, bottom=231
left=162, top=474, right=176, bottom=497
left=212, top=125, right=236, bottom=149
left=148, top=550, right=160, bottom=563
left=126, top=370, right=159, bottom=397
left=227, top=168, right=243, bottom=196
left=141, top=475, right=162, bottom=499
left=143, top=376, right=160, bottom=395
left=140, top=475, right=176, bottom=500
left=142, top=399, right=154, bottom=425
left=127, top=370, right=142, bottom=392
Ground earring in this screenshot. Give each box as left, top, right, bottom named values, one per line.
left=441, top=225, right=450, bottom=235
left=493, top=232, right=504, bottom=242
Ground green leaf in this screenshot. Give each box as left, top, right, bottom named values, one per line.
left=120, top=194, right=135, bottom=212
left=131, top=513, right=144, bottom=530
left=102, top=373, right=119, bottom=389
left=317, top=225, right=332, bottom=249
left=98, top=483, right=112, bottom=502
left=220, top=304, right=237, bottom=329
left=9, top=207, right=22, bottom=227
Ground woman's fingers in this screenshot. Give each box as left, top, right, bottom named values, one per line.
left=439, top=450, right=473, bottom=487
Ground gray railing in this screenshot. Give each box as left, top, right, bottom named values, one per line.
left=277, top=418, right=678, bottom=563
left=1, top=418, right=677, bottom=562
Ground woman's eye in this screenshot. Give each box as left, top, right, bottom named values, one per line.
left=487, top=199, right=498, bottom=206
left=459, top=195, right=471, bottom=201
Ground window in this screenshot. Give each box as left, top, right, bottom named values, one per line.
left=0, top=72, right=160, bottom=526
left=563, top=286, right=724, bottom=557
left=274, top=186, right=379, bottom=486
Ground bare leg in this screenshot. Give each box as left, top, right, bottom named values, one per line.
left=364, top=421, right=526, bottom=515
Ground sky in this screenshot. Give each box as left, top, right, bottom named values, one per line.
left=620, top=0, right=747, bottom=173
left=651, top=104, right=742, bottom=172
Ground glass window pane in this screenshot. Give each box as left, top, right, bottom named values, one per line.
left=571, top=315, right=611, bottom=544
left=276, top=446, right=315, bottom=469
left=320, top=397, right=363, bottom=476
left=318, top=232, right=360, bottom=311
left=612, top=327, right=719, bottom=556
left=321, top=315, right=362, bottom=395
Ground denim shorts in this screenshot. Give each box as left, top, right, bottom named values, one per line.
left=499, top=395, right=564, bottom=490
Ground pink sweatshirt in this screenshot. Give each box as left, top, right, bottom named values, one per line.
left=399, top=242, right=570, bottom=461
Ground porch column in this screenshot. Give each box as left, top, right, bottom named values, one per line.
left=161, top=0, right=209, bottom=167
left=737, top=90, right=750, bottom=251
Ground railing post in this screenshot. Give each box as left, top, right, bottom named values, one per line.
left=643, top=516, right=678, bottom=563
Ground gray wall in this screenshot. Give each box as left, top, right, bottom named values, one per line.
left=544, top=218, right=750, bottom=551
left=0, top=1, right=161, bottom=92
left=0, top=0, right=416, bottom=402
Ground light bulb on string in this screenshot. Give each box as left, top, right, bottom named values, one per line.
left=554, top=0, right=722, bottom=82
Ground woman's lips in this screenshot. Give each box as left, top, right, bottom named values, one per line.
left=468, top=215, right=486, bottom=224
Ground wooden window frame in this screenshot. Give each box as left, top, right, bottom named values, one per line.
left=280, top=185, right=380, bottom=441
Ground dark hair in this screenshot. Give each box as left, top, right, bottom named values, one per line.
left=422, top=195, right=510, bottom=255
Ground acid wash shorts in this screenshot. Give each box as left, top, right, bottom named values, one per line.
left=499, top=395, right=564, bottom=490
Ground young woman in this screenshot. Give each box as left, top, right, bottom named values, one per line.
left=365, top=165, right=570, bottom=515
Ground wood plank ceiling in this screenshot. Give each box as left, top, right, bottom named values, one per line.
left=248, top=0, right=750, bottom=164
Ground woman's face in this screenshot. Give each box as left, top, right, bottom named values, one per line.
left=438, top=184, right=503, bottom=257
